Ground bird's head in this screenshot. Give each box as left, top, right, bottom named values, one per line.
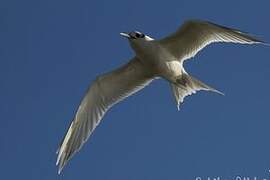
left=120, top=31, right=154, bottom=56
left=120, top=31, right=153, bottom=41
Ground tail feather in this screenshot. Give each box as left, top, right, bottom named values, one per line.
left=171, top=73, right=224, bottom=110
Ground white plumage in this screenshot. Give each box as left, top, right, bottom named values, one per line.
left=57, top=20, right=266, bottom=173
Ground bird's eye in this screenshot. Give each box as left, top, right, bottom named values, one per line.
left=135, top=33, right=141, bottom=38
left=134, top=32, right=145, bottom=38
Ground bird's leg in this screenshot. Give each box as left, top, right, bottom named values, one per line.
left=175, top=75, right=188, bottom=86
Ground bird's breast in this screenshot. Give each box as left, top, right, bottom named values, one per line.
left=131, top=41, right=174, bottom=70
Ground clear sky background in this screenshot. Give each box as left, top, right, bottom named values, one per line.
left=1, top=0, right=270, bottom=179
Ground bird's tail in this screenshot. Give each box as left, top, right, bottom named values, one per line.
left=171, top=73, right=224, bottom=110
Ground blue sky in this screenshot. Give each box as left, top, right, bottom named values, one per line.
left=1, top=0, right=270, bottom=179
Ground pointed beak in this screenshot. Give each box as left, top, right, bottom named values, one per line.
left=120, top=32, right=130, bottom=38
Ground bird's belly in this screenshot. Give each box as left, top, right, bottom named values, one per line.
left=158, top=60, right=183, bottom=81
left=133, top=42, right=182, bottom=80
left=141, top=55, right=182, bottom=81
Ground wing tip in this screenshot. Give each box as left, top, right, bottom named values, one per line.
left=58, top=166, right=63, bottom=175
left=202, top=20, right=268, bottom=45
left=246, top=35, right=267, bottom=44
left=261, top=42, right=270, bottom=47
left=56, top=152, right=67, bottom=175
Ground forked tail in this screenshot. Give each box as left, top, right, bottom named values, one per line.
left=171, top=73, right=224, bottom=110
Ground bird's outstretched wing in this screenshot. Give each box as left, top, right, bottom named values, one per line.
left=56, top=57, right=154, bottom=174
left=159, top=20, right=266, bottom=62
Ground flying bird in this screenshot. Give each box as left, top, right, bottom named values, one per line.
left=56, top=20, right=267, bottom=173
